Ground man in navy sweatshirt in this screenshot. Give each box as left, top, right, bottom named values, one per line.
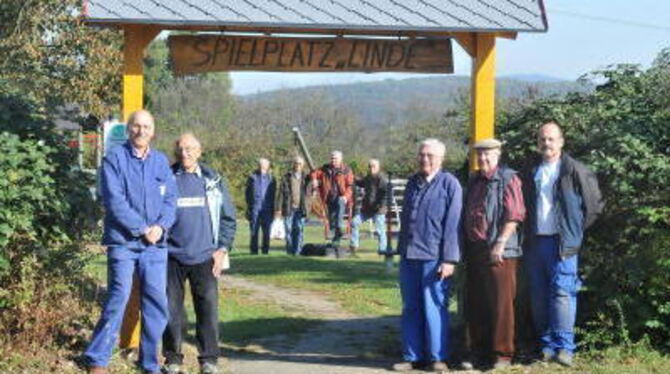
left=85, top=110, right=177, bottom=374
left=162, top=133, right=236, bottom=374
left=393, top=138, right=463, bottom=373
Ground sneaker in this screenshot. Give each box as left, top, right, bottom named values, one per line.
left=163, top=363, right=183, bottom=374
left=391, top=361, right=415, bottom=372
left=459, top=360, right=474, bottom=370
left=431, top=361, right=448, bottom=372
left=200, top=362, right=219, bottom=374
left=539, top=349, right=554, bottom=363
left=493, top=358, right=511, bottom=370
left=555, top=350, right=573, bottom=367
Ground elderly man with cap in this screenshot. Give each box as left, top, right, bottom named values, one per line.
left=462, top=138, right=526, bottom=370
left=393, top=138, right=462, bottom=372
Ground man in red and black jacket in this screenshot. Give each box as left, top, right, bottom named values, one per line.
left=311, top=150, right=354, bottom=247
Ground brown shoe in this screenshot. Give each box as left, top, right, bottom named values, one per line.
left=88, top=367, right=108, bottom=374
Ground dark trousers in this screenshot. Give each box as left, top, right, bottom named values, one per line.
left=465, top=241, right=518, bottom=361
left=163, top=257, right=219, bottom=366
left=250, top=211, right=272, bottom=254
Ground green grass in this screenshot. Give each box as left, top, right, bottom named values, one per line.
left=230, top=219, right=403, bottom=316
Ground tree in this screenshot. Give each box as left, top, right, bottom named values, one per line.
left=0, top=0, right=122, bottom=118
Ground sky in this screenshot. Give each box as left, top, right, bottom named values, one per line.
left=229, top=0, right=670, bottom=95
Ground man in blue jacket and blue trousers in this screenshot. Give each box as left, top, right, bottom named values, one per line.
left=393, top=138, right=463, bottom=372
left=85, top=110, right=177, bottom=374
left=245, top=158, right=276, bottom=255
left=162, top=133, right=236, bottom=374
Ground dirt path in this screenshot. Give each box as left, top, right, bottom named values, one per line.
left=218, top=274, right=399, bottom=374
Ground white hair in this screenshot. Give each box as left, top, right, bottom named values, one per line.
left=330, top=150, right=343, bottom=159
left=258, top=158, right=270, bottom=166
left=369, top=158, right=380, bottom=166
left=419, top=138, right=446, bottom=158
left=293, top=155, right=305, bottom=164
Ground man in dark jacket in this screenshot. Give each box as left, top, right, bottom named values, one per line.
left=350, top=159, right=390, bottom=254
left=393, top=139, right=462, bottom=372
left=275, top=156, right=308, bottom=255
left=462, top=138, right=526, bottom=370
left=245, top=158, right=276, bottom=254
left=522, top=122, right=603, bottom=366
left=162, top=133, right=236, bottom=374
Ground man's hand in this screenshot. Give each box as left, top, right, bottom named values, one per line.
left=438, top=262, right=455, bottom=279
left=212, top=250, right=226, bottom=278
left=490, top=241, right=505, bottom=265
left=340, top=196, right=347, bottom=205
left=311, top=179, right=319, bottom=189
left=144, top=225, right=163, bottom=244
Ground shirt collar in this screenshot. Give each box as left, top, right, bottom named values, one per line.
left=424, top=169, right=441, bottom=183
left=177, top=163, right=202, bottom=177
left=128, top=141, right=151, bottom=160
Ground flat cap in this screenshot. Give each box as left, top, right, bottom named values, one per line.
left=472, top=138, right=503, bottom=149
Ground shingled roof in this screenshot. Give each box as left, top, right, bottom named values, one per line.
left=84, top=0, right=548, bottom=35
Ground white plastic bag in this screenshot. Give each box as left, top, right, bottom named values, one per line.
left=270, top=217, right=285, bottom=240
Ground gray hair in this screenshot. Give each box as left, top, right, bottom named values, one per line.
left=258, top=158, right=270, bottom=166
left=293, top=155, right=305, bottom=164
left=418, top=138, right=446, bottom=158
left=369, top=158, right=380, bottom=166
left=330, top=150, right=343, bottom=159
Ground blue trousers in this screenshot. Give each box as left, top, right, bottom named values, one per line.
left=283, top=209, right=305, bottom=255
left=327, top=197, right=347, bottom=244
left=85, top=246, right=168, bottom=372
left=250, top=211, right=272, bottom=254
left=399, top=259, right=451, bottom=362
left=350, top=213, right=387, bottom=252
left=525, top=235, right=581, bottom=354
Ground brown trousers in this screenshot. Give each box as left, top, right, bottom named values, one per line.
left=464, top=241, right=518, bottom=360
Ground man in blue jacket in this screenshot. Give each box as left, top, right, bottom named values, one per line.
left=521, top=121, right=603, bottom=366
left=245, top=158, right=276, bottom=254
left=85, top=110, right=177, bottom=374
left=393, top=138, right=463, bottom=372
left=162, top=133, right=236, bottom=374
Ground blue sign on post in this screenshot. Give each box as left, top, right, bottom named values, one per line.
left=103, top=120, right=127, bottom=154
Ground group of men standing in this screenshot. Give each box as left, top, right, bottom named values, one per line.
left=245, top=149, right=391, bottom=256
left=84, top=109, right=603, bottom=374
left=393, top=122, right=603, bottom=372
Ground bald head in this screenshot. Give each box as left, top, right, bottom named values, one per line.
left=537, top=121, right=564, bottom=162
left=127, top=110, right=155, bottom=151
left=175, top=132, right=202, bottom=172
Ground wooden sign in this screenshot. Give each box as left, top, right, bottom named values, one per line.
left=169, top=35, right=453, bottom=75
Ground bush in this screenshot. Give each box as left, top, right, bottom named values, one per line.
left=0, top=82, right=98, bottom=353
left=497, top=52, right=670, bottom=350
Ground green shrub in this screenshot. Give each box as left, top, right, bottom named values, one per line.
left=0, top=82, right=98, bottom=352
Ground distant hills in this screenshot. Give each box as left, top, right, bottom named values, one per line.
left=240, top=75, right=591, bottom=127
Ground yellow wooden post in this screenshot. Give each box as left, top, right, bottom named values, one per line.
left=469, top=33, right=496, bottom=171
left=118, top=24, right=160, bottom=350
